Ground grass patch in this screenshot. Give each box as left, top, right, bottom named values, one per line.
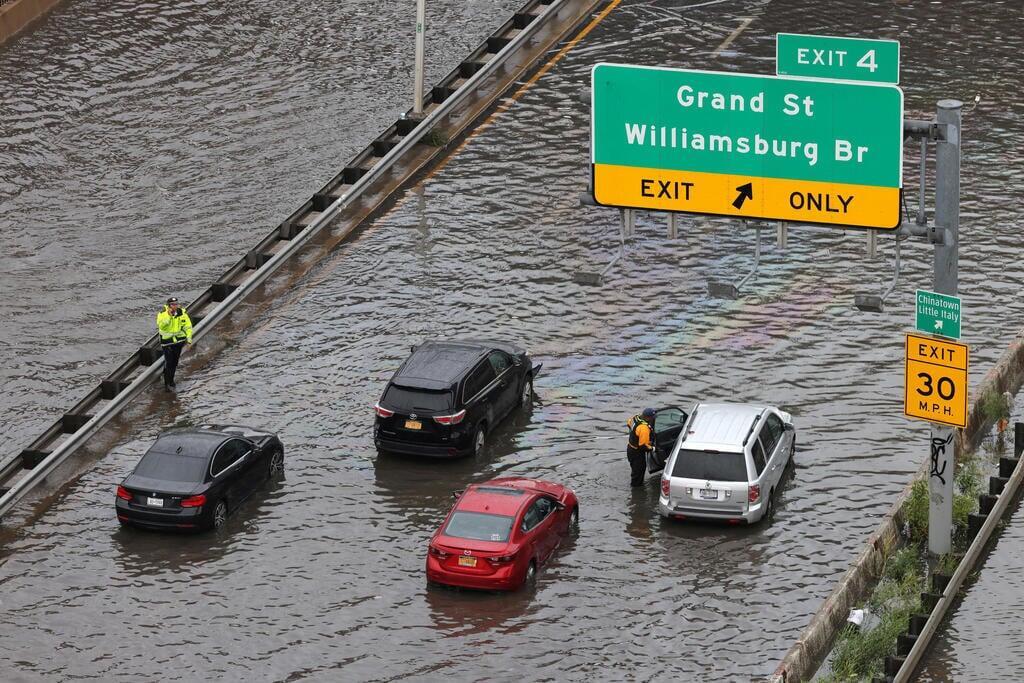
left=978, top=389, right=1011, bottom=424
left=422, top=129, right=448, bottom=146
left=821, top=546, right=924, bottom=681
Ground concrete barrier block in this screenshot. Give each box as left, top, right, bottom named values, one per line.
left=138, top=345, right=162, bottom=365
left=100, top=380, right=129, bottom=400
left=990, top=476, right=1009, bottom=496
left=896, top=633, right=916, bottom=656
left=20, top=450, right=50, bottom=469
left=967, top=512, right=987, bottom=542
left=980, top=493, right=998, bottom=515
left=884, top=655, right=906, bottom=676
left=211, top=283, right=238, bottom=303
left=931, top=573, right=951, bottom=593
left=60, top=414, right=92, bottom=433
left=999, top=456, right=1018, bottom=478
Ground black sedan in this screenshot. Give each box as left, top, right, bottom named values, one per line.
left=115, top=425, right=283, bottom=531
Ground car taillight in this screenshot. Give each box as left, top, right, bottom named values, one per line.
left=433, top=409, right=466, bottom=425
left=748, top=485, right=761, bottom=503
left=180, top=494, right=206, bottom=508
left=374, top=403, right=394, bottom=418
left=661, top=478, right=670, bottom=497
left=488, top=552, right=517, bottom=565
left=116, top=485, right=132, bottom=501
left=428, top=545, right=449, bottom=559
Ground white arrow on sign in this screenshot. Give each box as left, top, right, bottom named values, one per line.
left=935, top=320, right=944, bottom=331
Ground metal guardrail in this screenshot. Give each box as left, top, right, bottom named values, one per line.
left=892, top=429, right=1024, bottom=681
left=0, top=0, right=594, bottom=519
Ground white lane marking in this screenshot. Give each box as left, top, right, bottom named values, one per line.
left=711, top=16, right=754, bottom=57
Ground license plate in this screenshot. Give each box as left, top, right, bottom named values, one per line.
left=699, top=488, right=717, bottom=500
left=457, top=556, right=477, bottom=568
left=405, top=419, right=422, bottom=430
left=147, top=497, right=163, bottom=507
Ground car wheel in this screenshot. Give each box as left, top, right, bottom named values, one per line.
left=524, top=560, right=537, bottom=588
left=472, top=426, right=486, bottom=458
left=268, top=449, right=284, bottom=478
left=519, top=375, right=533, bottom=407
left=212, top=500, right=228, bottom=530
left=569, top=506, right=579, bottom=533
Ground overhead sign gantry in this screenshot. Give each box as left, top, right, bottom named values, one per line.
left=590, top=63, right=904, bottom=229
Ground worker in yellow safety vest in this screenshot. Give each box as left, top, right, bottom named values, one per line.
left=156, top=297, right=192, bottom=390
left=626, top=408, right=657, bottom=487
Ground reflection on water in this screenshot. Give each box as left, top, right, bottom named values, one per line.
left=1, top=0, right=1023, bottom=679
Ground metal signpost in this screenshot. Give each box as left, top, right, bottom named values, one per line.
left=776, top=33, right=900, bottom=84
left=590, top=64, right=904, bottom=228
left=916, top=288, right=962, bottom=339
left=413, top=0, right=426, bottom=115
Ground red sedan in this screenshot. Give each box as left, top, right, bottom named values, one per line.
left=426, top=477, right=579, bottom=591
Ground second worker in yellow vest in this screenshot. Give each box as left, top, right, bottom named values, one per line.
left=156, top=296, right=192, bottom=391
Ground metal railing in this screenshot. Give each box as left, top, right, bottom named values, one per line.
left=0, top=0, right=598, bottom=519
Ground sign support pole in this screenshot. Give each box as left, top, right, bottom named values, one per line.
left=928, top=99, right=962, bottom=556
left=413, top=0, right=426, bottom=115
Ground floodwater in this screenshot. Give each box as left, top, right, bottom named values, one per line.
left=1, top=0, right=1023, bottom=680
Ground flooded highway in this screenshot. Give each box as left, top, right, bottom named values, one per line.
left=2, top=0, right=1024, bottom=679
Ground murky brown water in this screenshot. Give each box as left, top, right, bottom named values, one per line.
left=1, top=0, right=1023, bottom=679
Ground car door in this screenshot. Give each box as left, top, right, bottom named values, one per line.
left=463, top=360, right=498, bottom=431
left=761, top=413, right=789, bottom=490
left=209, top=439, right=250, bottom=506
left=486, top=350, right=519, bottom=421
left=521, top=497, right=558, bottom=563
left=648, top=406, right=689, bottom=474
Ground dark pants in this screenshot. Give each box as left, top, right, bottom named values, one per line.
left=162, top=341, right=185, bottom=386
left=627, top=446, right=647, bottom=487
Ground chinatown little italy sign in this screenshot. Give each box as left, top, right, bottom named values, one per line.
left=590, top=63, right=904, bottom=229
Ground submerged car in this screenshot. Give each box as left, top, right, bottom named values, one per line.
left=426, top=478, right=578, bottom=591
left=374, top=340, right=541, bottom=458
left=115, top=425, right=284, bottom=531
left=657, top=402, right=795, bottom=524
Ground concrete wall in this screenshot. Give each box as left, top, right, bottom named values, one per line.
left=0, top=0, right=64, bottom=46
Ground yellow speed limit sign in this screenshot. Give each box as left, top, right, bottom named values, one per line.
left=905, top=333, right=968, bottom=428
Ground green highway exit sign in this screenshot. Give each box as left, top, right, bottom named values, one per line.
left=777, top=34, right=900, bottom=84
left=591, top=64, right=904, bottom=229
left=916, top=289, right=961, bottom=340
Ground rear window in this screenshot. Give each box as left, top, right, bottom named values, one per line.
left=444, top=511, right=514, bottom=542
left=671, top=449, right=748, bottom=482
left=383, top=385, right=452, bottom=412
left=133, top=450, right=208, bottom=483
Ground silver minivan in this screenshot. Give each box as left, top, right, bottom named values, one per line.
left=654, top=402, right=795, bottom=524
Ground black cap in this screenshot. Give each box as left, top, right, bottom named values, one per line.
left=166, top=297, right=179, bottom=305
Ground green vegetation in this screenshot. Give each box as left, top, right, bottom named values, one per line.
left=819, top=546, right=924, bottom=681
left=978, top=389, right=1011, bottom=424
left=820, top=452, right=986, bottom=681
left=423, top=129, right=449, bottom=147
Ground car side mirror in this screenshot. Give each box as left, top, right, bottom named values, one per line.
left=784, top=423, right=795, bottom=432
left=451, top=489, right=463, bottom=500
left=554, top=502, right=566, bottom=511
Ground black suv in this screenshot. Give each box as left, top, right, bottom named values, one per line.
left=374, top=340, right=541, bottom=458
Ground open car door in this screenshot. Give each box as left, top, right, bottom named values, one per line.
left=647, top=406, right=689, bottom=474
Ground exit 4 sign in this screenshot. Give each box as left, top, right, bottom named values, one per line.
left=777, top=34, right=900, bottom=85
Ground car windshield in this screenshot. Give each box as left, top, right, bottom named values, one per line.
left=672, top=448, right=748, bottom=482
left=444, top=511, right=514, bottom=542
left=384, top=385, right=452, bottom=412
left=133, top=450, right=208, bottom=483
